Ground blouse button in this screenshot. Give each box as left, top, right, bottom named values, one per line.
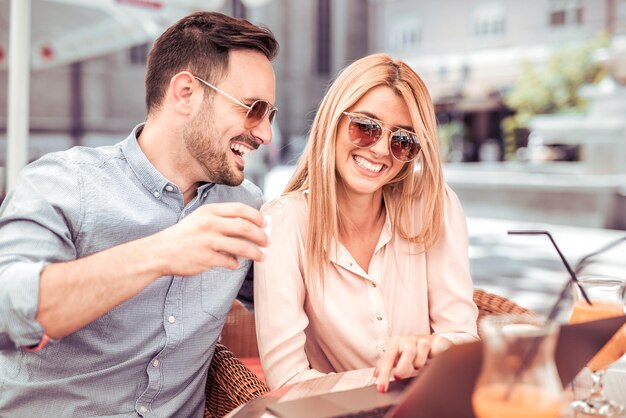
left=377, top=315, right=383, bottom=321
left=348, top=262, right=354, bottom=267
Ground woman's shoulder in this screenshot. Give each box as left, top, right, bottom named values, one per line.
left=261, top=191, right=309, bottom=219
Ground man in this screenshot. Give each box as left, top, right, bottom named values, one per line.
left=0, top=11, right=278, bottom=417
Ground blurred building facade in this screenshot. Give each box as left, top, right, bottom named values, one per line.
left=0, top=0, right=625, bottom=228
left=369, top=0, right=626, bottom=162
left=0, top=0, right=369, bottom=166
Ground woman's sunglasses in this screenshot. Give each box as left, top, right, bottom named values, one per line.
left=194, top=75, right=277, bottom=129
left=343, top=112, right=421, bottom=162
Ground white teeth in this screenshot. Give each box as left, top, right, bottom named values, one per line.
left=230, top=143, right=252, bottom=156
left=353, top=156, right=383, bottom=173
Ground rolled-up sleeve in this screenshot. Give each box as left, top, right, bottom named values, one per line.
left=0, top=155, right=81, bottom=349
left=426, top=186, right=479, bottom=345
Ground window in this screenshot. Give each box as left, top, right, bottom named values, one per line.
left=231, top=0, right=246, bottom=19
left=472, top=4, right=506, bottom=38
left=316, top=0, right=331, bottom=75
left=548, top=0, right=584, bottom=27
left=388, top=18, right=421, bottom=51
left=129, top=43, right=150, bottom=66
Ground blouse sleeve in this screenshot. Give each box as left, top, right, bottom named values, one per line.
left=425, top=186, right=479, bottom=345
left=254, top=195, right=326, bottom=389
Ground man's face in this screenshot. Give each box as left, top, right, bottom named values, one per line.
left=184, top=50, right=276, bottom=186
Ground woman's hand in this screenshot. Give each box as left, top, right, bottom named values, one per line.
left=373, top=335, right=453, bottom=392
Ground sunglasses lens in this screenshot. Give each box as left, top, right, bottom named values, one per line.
left=268, top=108, right=277, bottom=124
left=348, top=117, right=382, bottom=147
left=390, top=131, right=420, bottom=162
left=245, top=101, right=274, bottom=129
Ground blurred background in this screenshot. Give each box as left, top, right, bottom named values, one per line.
left=0, top=0, right=625, bottom=316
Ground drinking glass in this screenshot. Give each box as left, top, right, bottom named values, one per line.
left=568, top=276, right=626, bottom=416
left=472, top=315, right=563, bottom=418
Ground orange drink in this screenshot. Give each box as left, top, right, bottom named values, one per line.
left=472, top=383, right=562, bottom=418
left=569, top=300, right=626, bottom=371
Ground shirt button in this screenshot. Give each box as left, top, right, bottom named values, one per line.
left=377, top=315, right=383, bottom=321
left=371, top=282, right=377, bottom=288
left=152, top=359, right=160, bottom=367
left=139, top=405, right=148, bottom=413
left=202, top=192, right=208, bottom=198
left=153, top=191, right=160, bottom=198
left=165, top=185, right=174, bottom=192
left=382, top=346, right=387, bottom=352
left=348, top=262, right=354, bottom=267
left=168, top=315, right=176, bottom=324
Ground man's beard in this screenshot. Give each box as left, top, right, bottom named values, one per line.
left=183, top=112, right=244, bottom=187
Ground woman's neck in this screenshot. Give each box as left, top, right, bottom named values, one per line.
left=336, top=189, right=386, bottom=237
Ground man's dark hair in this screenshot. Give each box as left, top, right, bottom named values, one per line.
left=145, top=11, right=278, bottom=114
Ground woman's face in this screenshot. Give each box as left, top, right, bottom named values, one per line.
left=335, top=85, right=412, bottom=199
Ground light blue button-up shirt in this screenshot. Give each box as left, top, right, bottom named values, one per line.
left=0, top=125, right=262, bottom=417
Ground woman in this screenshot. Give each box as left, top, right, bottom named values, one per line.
left=254, top=54, right=478, bottom=392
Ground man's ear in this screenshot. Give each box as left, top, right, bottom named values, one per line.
left=169, top=71, right=199, bottom=116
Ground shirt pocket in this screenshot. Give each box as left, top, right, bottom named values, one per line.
left=200, top=260, right=250, bottom=319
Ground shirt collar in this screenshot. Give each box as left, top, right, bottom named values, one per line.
left=121, top=123, right=213, bottom=199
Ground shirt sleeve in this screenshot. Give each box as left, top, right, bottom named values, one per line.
left=254, top=196, right=326, bottom=389
left=0, top=155, right=82, bottom=350
left=425, top=186, right=479, bottom=345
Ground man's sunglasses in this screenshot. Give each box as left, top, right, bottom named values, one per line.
left=343, top=112, right=421, bottom=162
left=193, top=75, right=277, bottom=129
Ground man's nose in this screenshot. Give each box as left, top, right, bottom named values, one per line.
left=250, top=116, right=273, bottom=145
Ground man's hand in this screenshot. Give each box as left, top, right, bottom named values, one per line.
left=149, top=202, right=269, bottom=276
left=373, top=334, right=452, bottom=392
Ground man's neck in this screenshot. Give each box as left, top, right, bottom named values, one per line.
left=137, top=119, right=202, bottom=205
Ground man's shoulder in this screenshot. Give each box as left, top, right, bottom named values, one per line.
left=29, top=142, right=124, bottom=172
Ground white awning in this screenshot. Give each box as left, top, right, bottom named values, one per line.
left=0, top=0, right=207, bottom=70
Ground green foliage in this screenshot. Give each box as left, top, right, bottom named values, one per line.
left=502, top=34, right=608, bottom=159
left=437, top=121, right=464, bottom=162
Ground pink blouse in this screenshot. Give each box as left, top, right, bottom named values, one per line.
left=254, top=186, right=479, bottom=389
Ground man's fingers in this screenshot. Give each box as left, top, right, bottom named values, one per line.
left=213, top=236, right=265, bottom=263
left=210, top=252, right=240, bottom=270
left=202, top=202, right=265, bottom=226
left=210, top=217, right=269, bottom=248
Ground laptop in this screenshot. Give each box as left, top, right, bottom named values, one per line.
left=265, top=315, right=626, bottom=418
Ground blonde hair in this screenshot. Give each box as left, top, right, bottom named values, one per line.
left=285, top=54, right=444, bottom=287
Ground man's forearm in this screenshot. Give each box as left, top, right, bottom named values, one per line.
left=36, top=234, right=166, bottom=339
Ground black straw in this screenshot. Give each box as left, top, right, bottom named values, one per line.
left=502, top=230, right=593, bottom=400
left=507, top=230, right=593, bottom=310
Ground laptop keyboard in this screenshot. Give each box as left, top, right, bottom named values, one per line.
left=332, top=404, right=393, bottom=418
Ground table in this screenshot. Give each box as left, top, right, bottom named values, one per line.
left=226, top=364, right=626, bottom=418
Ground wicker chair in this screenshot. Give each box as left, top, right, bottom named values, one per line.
left=473, top=289, right=534, bottom=320
left=203, top=343, right=270, bottom=418
left=203, top=289, right=533, bottom=417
